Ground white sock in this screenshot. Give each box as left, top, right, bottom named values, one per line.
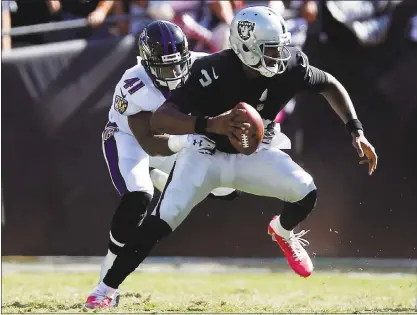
left=99, top=250, right=117, bottom=283
left=97, top=280, right=117, bottom=297
left=274, top=215, right=292, bottom=239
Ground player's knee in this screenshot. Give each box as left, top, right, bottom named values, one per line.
left=113, top=191, right=152, bottom=225
left=298, top=188, right=317, bottom=210
left=293, top=188, right=317, bottom=221
left=129, top=215, right=173, bottom=250
left=158, top=197, right=191, bottom=231
left=288, top=172, right=317, bottom=203
left=125, top=170, right=154, bottom=196
left=110, top=191, right=152, bottom=247
left=160, top=203, right=183, bottom=230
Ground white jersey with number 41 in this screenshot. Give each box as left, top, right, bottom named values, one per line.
left=108, top=51, right=208, bottom=136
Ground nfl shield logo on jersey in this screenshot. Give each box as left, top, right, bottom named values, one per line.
left=238, top=20, right=255, bottom=41
left=114, top=95, right=128, bottom=114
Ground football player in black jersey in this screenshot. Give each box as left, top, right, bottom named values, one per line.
left=93, top=6, right=378, bottom=306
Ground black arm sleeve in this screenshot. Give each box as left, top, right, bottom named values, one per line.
left=306, top=66, right=328, bottom=92
left=292, top=49, right=329, bottom=93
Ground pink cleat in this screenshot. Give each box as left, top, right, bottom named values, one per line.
left=84, top=285, right=119, bottom=309
left=268, top=215, right=313, bottom=277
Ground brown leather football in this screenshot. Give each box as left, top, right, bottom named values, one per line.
left=228, top=102, right=264, bottom=155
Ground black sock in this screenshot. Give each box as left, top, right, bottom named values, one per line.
left=104, top=240, right=155, bottom=289
left=108, top=240, right=123, bottom=256
left=103, top=216, right=172, bottom=289
left=280, top=189, right=317, bottom=231
left=108, top=192, right=152, bottom=255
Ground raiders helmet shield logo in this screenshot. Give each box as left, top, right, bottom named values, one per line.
left=237, top=20, right=255, bottom=41
left=114, top=95, right=128, bottom=114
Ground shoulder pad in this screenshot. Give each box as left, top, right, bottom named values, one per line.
left=190, top=51, right=209, bottom=60
left=113, top=65, right=165, bottom=115
left=284, top=46, right=310, bottom=75
left=190, top=51, right=210, bottom=68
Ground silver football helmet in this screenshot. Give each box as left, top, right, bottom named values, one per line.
left=229, top=6, right=292, bottom=77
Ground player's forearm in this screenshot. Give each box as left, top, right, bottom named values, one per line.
left=128, top=112, right=175, bottom=157
left=139, top=135, right=176, bottom=157
left=151, top=103, right=197, bottom=135
left=320, top=72, right=358, bottom=124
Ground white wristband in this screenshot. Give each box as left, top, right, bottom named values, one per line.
left=168, top=135, right=188, bottom=153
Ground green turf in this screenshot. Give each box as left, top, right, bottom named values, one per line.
left=2, top=272, right=416, bottom=313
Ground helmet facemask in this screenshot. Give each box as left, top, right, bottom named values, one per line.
left=239, top=33, right=291, bottom=78
left=147, top=52, right=191, bottom=90
left=138, top=22, right=192, bottom=91
left=256, top=39, right=292, bottom=77
left=142, top=52, right=191, bottom=90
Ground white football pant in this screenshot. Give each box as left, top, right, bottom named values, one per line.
left=153, top=142, right=316, bottom=231
left=102, top=125, right=235, bottom=197
left=99, top=124, right=235, bottom=283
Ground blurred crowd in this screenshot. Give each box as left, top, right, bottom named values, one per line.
left=1, top=0, right=313, bottom=50
left=2, top=0, right=415, bottom=124
left=3, top=0, right=415, bottom=52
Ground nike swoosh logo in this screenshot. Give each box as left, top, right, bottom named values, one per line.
left=120, top=88, right=126, bottom=98
left=212, top=67, right=219, bottom=79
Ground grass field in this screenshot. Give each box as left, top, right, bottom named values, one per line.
left=2, top=272, right=416, bottom=313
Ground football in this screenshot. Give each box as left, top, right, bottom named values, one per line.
left=228, top=102, right=264, bottom=155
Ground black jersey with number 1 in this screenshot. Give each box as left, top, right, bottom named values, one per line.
left=167, top=46, right=328, bottom=153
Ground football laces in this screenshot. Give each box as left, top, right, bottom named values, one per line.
left=241, top=133, right=249, bottom=148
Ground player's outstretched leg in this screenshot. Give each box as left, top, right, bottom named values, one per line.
left=234, top=148, right=317, bottom=277
left=87, top=191, right=152, bottom=308
left=85, top=215, right=171, bottom=309
left=150, top=168, right=241, bottom=200
left=85, top=147, right=215, bottom=308
left=99, top=129, right=155, bottom=306
left=267, top=189, right=317, bottom=278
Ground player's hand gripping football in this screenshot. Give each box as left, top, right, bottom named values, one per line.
left=207, top=108, right=250, bottom=137
left=351, top=130, right=378, bottom=175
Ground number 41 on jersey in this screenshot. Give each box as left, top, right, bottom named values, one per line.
left=123, top=77, right=144, bottom=95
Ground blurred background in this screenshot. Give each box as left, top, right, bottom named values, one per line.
left=1, top=0, right=417, bottom=264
